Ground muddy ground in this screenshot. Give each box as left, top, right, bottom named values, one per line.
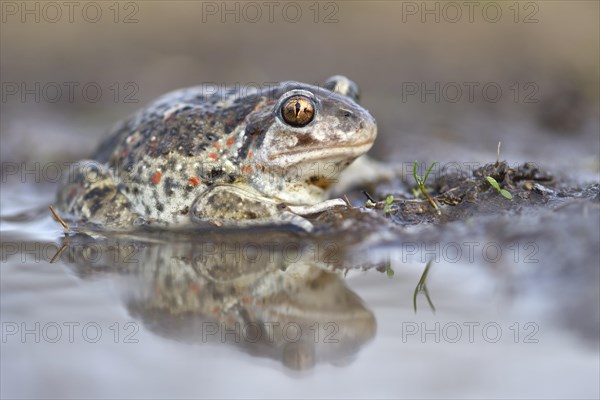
left=1, top=1, right=598, bottom=396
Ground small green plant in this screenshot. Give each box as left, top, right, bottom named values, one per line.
left=486, top=176, right=513, bottom=200
left=413, top=160, right=441, bottom=215
left=383, top=195, right=394, bottom=214
left=413, top=259, right=435, bottom=313
left=385, top=261, right=395, bottom=278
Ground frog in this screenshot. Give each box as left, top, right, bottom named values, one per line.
left=56, top=76, right=377, bottom=230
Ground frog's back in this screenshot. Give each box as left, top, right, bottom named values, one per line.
left=94, top=85, right=267, bottom=166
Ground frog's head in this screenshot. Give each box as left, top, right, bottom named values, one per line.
left=244, top=76, right=377, bottom=205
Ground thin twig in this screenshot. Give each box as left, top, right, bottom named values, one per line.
left=362, top=190, right=375, bottom=203
left=342, top=195, right=353, bottom=209
left=496, top=141, right=502, bottom=166
left=50, top=239, right=70, bottom=264
left=49, top=205, right=69, bottom=230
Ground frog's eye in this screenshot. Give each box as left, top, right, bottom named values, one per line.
left=280, top=95, right=315, bottom=127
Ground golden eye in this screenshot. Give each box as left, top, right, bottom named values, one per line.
left=281, top=95, right=315, bottom=127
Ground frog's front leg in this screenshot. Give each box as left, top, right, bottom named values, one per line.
left=56, top=160, right=144, bottom=230
left=190, top=185, right=315, bottom=231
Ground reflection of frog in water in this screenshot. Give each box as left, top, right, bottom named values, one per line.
left=58, top=231, right=376, bottom=370
left=56, top=76, right=377, bottom=231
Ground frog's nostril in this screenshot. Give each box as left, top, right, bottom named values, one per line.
left=340, top=109, right=353, bottom=118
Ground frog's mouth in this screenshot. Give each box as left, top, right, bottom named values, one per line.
left=264, top=142, right=374, bottom=192
left=267, top=141, right=374, bottom=166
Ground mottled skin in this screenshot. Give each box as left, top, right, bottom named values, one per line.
left=60, top=232, right=376, bottom=369
left=56, top=76, right=377, bottom=230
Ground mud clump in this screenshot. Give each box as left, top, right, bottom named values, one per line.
left=317, top=161, right=597, bottom=230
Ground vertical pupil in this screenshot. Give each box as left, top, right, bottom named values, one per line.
left=282, top=97, right=313, bottom=126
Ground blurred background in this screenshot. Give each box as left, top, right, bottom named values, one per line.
left=2, top=1, right=598, bottom=172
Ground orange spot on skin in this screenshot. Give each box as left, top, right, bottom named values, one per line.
left=188, top=176, right=200, bottom=187
left=213, top=143, right=221, bottom=150
left=248, top=151, right=253, bottom=159
left=241, top=165, right=253, bottom=174
left=209, top=153, right=218, bottom=161
left=151, top=171, right=162, bottom=185
left=188, top=282, right=201, bottom=294
left=226, top=137, right=235, bottom=146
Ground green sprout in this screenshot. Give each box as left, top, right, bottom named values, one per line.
left=486, top=176, right=513, bottom=200
left=413, top=160, right=441, bottom=215
left=383, top=195, right=394, bottom=214
left=385, top=261, right=395, bottom=278
left=413, top=259, right=435, bottom=313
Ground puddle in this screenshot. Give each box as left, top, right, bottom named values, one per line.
left=1, top=174, right=598, bottom=398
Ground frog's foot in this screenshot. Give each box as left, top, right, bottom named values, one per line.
left=191, top=185, right=314, bottom=231
left=55, top=160, right=144, bottom=231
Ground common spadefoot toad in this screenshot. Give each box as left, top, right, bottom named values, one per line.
left=56, top=76, right=377, bottom=230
